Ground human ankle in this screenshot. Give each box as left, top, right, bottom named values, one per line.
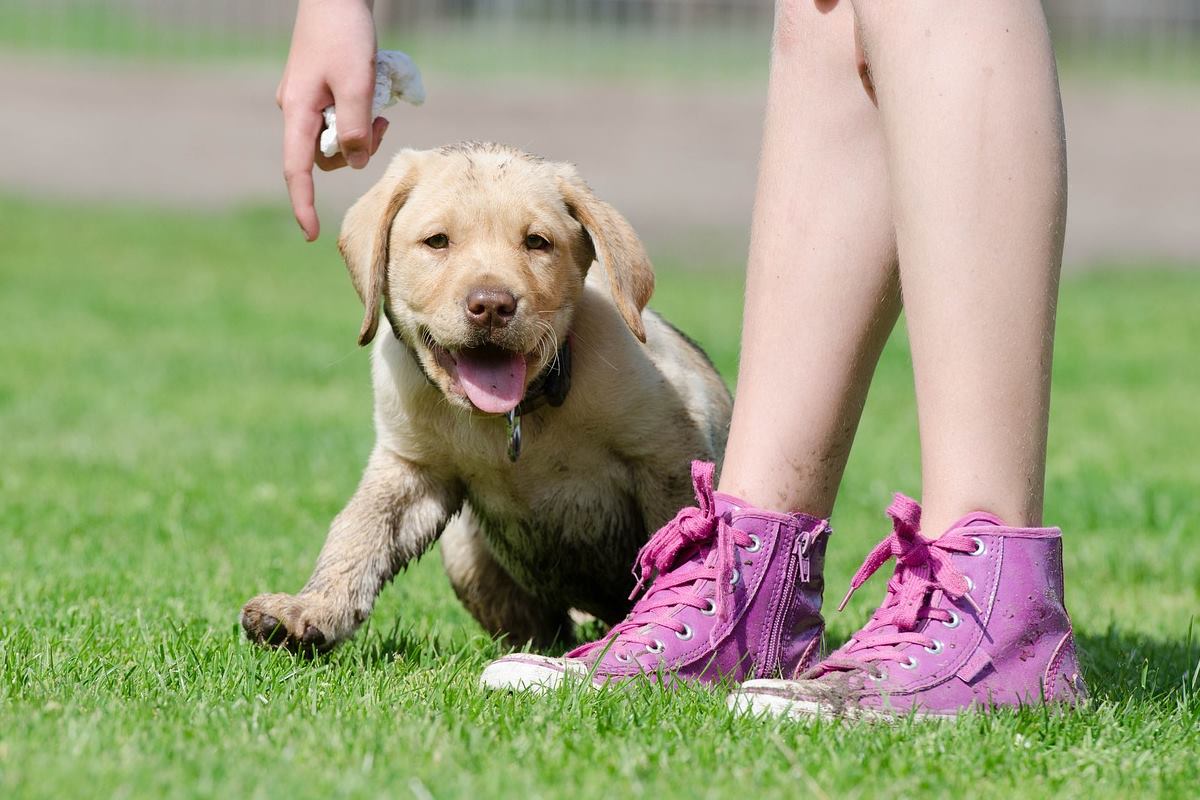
left=920, top=499, right=1044, bottom=539
left=714, top=479, right=832, bottom=518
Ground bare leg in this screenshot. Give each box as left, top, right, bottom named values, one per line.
left=718, top=0, right=899, bottom=515
left=851, top=0, right=1067, bottom=535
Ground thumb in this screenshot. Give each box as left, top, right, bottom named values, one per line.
left=332, top=67, right=375, bottom=169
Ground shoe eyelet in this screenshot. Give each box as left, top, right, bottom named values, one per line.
left=943, top=611, right=961, bottom=629
left=869, top=670, right=889, bottom=682
left=729, top=569, right=740, bottom=587
left=700, top=599, right=717, bottom=616
left=744, top=534, right=762, bottom=554
left=924, top=639, right=944, bottom=655
left=614, top=651, right=632, bottom=663
left=965, top=576, right=975, bottom=592
left=970, top=536, right=986, bottom=557
left=899, top=656, right=919, bottom=670
left=675, top=625, right=694, bottom=641
left=645, top=640, right=665, bottom=654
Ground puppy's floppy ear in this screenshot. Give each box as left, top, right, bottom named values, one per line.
left=337, top=150, right=422, bottom=346
left=557, top=167, right=655, bottom=343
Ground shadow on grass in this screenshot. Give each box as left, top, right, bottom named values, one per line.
left=323, top=613, right=1200, bottom=712
left=816, top=621, right=1199, bottom=710
left=347, top=627, right=431, bottom=665
left=350, top=615, right=613, bottom=666
left=1077, top=622, right=1199, bottom=706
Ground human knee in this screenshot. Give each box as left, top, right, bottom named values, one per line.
left=847, top=0, right=909, bottom=59
left=846, top=0, right=890, bottom=34
left=773, top=0, right=854, bottom=69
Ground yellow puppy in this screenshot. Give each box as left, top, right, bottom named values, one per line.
left=241, top=143, right=731, bottom=652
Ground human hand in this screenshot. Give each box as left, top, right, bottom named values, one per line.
left=278, top=0, right=388, bottom=241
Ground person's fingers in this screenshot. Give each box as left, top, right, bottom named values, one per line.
left=315, top=151, right=348, bottom=172
left=283, top=105, right=323, bottom=241
left=369, top=117, right=389, bottom=156
left=315, top=117, right=388, bottom=171
left=330, top=60, right=376, bottom=169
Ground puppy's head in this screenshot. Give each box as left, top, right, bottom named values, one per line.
left=338, top=143, right=654, bottom=415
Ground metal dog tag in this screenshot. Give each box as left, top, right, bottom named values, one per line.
left=505, top=410, right=522, bottom=463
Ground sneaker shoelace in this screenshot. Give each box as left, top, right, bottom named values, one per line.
left=814, top=494, right=982, bottom=679
left=567, top=461, right=752, bottom=661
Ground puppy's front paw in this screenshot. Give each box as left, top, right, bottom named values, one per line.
left=240, top=593, right=337, bottom=655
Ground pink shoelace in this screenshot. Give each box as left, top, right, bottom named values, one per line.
left=568, top=461, right=753, bottom=660
left=815, top=494, right=982, bottom=679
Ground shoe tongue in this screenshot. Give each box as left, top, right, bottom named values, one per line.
left=637, top=498, right=750, bottom=609
left=948, top=511, right=1005, bottom=530
left=867, top=511, right=1002, bottom=637
left=713, top=491, right=748, bottom=518
left=674, top=495, right=746, bottom=586
left=455, top=347, right=528, bottom=414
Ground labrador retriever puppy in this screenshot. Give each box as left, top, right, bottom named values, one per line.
left=241, top=142, right=732, bottom=653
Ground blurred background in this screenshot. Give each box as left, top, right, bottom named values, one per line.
left=1, top=0, right=1197, bottom=267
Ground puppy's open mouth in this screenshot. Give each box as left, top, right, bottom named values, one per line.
left=426, top=337, right=530, bottom=415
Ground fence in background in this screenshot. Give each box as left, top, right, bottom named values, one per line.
left=1046, top=0, right=1200, bottom=72
left=2, top=0, right=1199, bottom=79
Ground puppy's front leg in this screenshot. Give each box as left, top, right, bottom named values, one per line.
left=241, top=447, right=461, bottom=653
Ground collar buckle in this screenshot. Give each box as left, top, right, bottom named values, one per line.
left=505, top=410, right=522, bottom=463
left=505, top=337, right=571, bottom=463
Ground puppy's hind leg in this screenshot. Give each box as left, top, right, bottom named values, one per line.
left=440, top=510, right=570, bottom=651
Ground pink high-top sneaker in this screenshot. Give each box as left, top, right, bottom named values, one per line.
left=479, top=461, right=831, bottom=692
left=729, top=494, right=1088, bottom=720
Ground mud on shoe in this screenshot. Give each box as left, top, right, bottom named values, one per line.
left=730, top=494, right=1088, bottom=720
left=480, top=461, right=831, bottom=693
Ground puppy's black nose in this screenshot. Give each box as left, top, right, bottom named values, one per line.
left=465, top=288, right=518, bottom=328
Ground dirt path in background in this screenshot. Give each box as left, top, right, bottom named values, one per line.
left=3, top=53, right=1197, bottom=269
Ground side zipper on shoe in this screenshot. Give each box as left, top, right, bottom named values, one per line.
left=757, top=527, right=812, bottom=679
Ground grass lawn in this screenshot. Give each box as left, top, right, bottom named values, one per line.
left=1, top=196, right=1198, bottom=799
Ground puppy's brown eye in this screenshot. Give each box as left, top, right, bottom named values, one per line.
left=525, top=234, right=550, bottom=251
left=424, top=233, right=449, bottom=250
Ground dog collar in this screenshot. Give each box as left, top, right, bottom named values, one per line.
left=505, top=336, right=572, bottom=462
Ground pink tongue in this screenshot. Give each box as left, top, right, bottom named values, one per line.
left=455, top=348, right=528, bottom=414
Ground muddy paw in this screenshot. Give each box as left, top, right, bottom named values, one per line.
left=240, top=593, right=336, bottom=655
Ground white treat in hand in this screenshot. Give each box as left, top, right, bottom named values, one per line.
left=319, top=50, right=426, bottom=158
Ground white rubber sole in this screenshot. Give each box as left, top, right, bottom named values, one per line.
left=728, top=679, right=953, bottom=723
left=479, top=656, right=587, bottom=694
